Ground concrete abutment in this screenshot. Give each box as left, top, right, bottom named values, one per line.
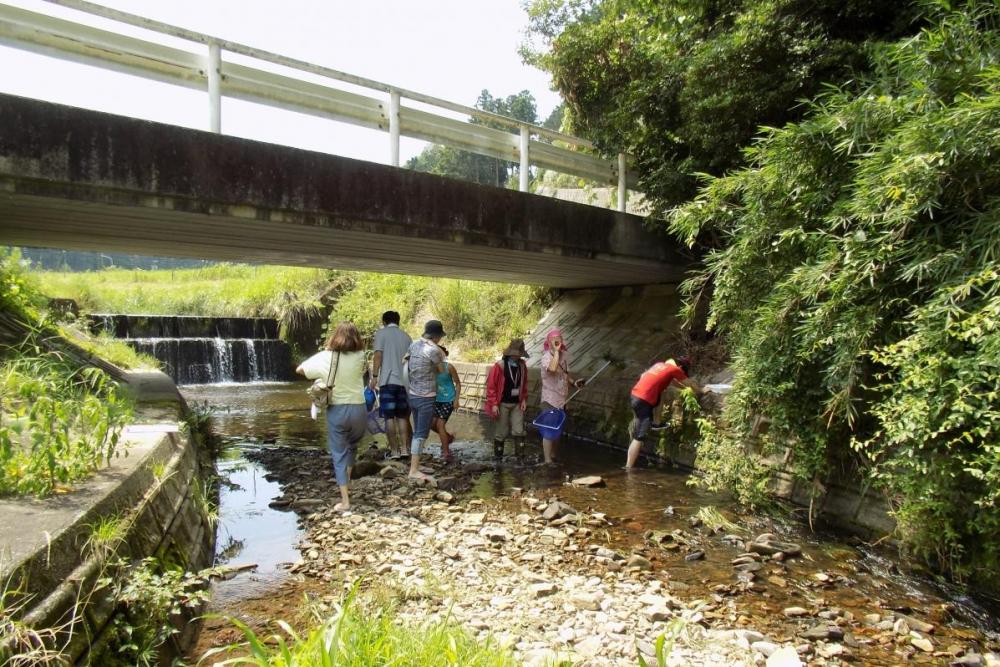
left=0, top=371, right=215, bottom=665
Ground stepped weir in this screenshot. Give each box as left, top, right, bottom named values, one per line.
left=90, top=314, right=295, bottom=384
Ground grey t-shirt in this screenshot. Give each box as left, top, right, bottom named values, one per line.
left=373, top=324, right=412, bottom=387
left=407, top=338, right=444, bottom=398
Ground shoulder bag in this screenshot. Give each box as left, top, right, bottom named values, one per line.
left=306, top=351, right=340, bottom=410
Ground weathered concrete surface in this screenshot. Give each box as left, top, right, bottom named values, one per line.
left=0, top=93, right=688, bottom=288
left=0, top=370, right=213, bottom=664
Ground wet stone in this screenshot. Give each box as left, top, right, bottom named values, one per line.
left=541, top=501, right=578, bottom=521
left=570, top=475, right=606, bottom=488
left=800, top=625, right=844, bottom=641
left=684, top=551, right=705, bottom=562
left=784, top=607, right=810, bottom=618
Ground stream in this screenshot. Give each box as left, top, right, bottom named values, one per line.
left=182, top=381, right=999, bottom=665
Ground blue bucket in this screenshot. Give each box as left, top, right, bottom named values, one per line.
left=532, top=408, right=566, bottom=440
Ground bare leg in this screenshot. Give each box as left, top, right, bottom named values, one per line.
left=626, top=439, right=644, bottom=468
left=433, top=417, right=451, bottom=460
left=392, top=418, right=408, bottom=457
left=542, top=438, right=554, bottom=464
left=408, top=437, right=432, bottom=481
left=334, top=484, right=350, bottom=511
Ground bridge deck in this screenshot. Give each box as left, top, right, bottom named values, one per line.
left=0, top=94, right=686, bottom=287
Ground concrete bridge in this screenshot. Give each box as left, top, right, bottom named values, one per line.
left=0, top=94, right=687, bottom=287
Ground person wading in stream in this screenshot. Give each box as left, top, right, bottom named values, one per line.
left=432, top=346, right=461, bottom=462
left=370, top=310, right=412, bottom=458
left=625, top=356, right=702, bottom=469
left=539, top=329, right=585, bottom=464
left=405, top=320, right=446, bottom=481
left=485, top=338, right=530, bottom=463
left=296, top=321, right=368, bottom=512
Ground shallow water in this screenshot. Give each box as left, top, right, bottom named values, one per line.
left=182, top=382, right=998, bottom=662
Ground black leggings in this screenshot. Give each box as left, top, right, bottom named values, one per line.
left=629, top=395, right=656, bottom=442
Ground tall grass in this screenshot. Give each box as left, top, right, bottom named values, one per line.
left=34, top=264, right=551, bottom=362
left=1, top=250, right=135, bottom=497
left=329, top=274, right=550, bottom=361
left=207, top=593, right=518, bottom=667
left=35, top=265, right=333, bottom=318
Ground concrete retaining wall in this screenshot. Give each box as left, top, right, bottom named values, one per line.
left=0, top=371, right=214, bottom=665
left=455, top=285, right=897, bottom=541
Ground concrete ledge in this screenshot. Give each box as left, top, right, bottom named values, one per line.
left=0, top=369, right=213, bottom=664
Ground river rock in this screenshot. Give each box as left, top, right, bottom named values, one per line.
left=626, top=554, right=653, bottom=570
left=434, top=491, right=455, bottom=503
left=570, top=593, right=602, bottom=611
left=684, top=550, right=705, bottom=562
left=465, top=512, right=486, bottom=526
left=783, top=607, right=810, bottom=618
left=800, top=625, right=844, bottom=641
left=541, top=501, right=578, bottom=521
left=576, top=636, right=603, bottom=656
left=766, top=647, right=803, bottom=667
left=530, top=582, right=558, bottom=598
left=951, top=653, right=984, bottom=666
left=895, top=613, right=935, bottom=634
left=570, top=475, right=606, bottom=488
left=379, top=465, right=402, bottom=479
left=735, top=561, right=764, bottom=573
left=351, top=460, right=381, bottom=478
left=752, top=641, right=780, bottom=657
left=749, top=538, right=802, bottom=558
left=911, top=636, right=934, bottom=653
left=645, top=606, right=673, bottom=622
left=817, top=643, right=846, bottom=658
left=481, top=526, right=509, bottom=543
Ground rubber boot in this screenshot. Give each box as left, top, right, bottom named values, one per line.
left=493, top=439, right=505, bottom=461
left=514, top=437, right=525, bottom=463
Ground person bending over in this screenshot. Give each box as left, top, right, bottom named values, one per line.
left=625, top=355, right=701, bottom=469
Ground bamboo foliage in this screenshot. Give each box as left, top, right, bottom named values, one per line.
left=670, top=1, right=1000, bottom=579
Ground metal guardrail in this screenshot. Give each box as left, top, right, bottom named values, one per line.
left=0, top=0, right=636, bottom=210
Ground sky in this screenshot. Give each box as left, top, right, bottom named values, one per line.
left=0, top=0, right=562, bottom=165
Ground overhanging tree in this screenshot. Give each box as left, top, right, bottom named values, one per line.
left=668, top=1, right=1000, bottom=580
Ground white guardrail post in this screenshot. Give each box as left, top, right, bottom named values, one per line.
left=207, top=41, right=221, bottom=133
left=617, top=152, right=628, bottom=212
left=519, top=126, right=530, bottom=192
left=388, top=89, right=400, bottom=167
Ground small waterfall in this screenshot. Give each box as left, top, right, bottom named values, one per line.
left=212, top=338, right=234, bottom=383
left=245, top=339, right=259, bottom=381
left=92, top=315, right=293, bottom=385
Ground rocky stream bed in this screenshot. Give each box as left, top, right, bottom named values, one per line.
left=195, top=444, right=999, bottom=667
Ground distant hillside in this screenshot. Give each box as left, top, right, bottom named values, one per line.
left=12, top=247, right=214, bottom=272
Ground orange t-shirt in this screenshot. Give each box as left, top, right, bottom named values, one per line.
left=630, top=361, right=687, bottom=405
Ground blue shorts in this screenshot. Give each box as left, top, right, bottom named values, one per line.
left=379, top=384, right=410, bottom=418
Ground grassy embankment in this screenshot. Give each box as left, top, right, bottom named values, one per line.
left=35, top=265, right=551, bottom=362
left=0, top=251, right=137, bottom=496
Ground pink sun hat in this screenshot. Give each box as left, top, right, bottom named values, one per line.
left=543, top=328, right=567, bottom=351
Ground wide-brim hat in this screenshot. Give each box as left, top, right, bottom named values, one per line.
left=503, top=338, right=529, bottom=358
left=423, top=319, right=446, bottom=338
